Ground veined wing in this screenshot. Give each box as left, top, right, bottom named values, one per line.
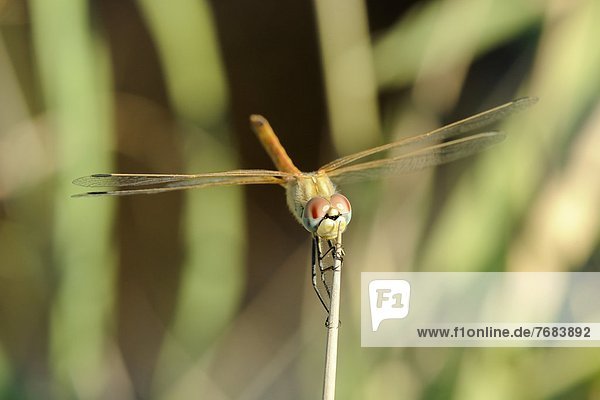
left=327, top=131, right=504, bottom=184
left=72, top=169, right=291, bottom=197
left=319, top=97, right=536, bottom=173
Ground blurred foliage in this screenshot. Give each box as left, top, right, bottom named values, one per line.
left=0, top=0, right=599, bottom=399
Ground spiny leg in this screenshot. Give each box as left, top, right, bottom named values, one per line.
left=324, top=231, right=344, bottom=328
left=312, top=236, right=330, bottom=314
left=319, top=239, right=335, bottom=260
left=327, top=238, right=344, bottom=265
left=317, top=238, right=333, bottom=298
left=332, top=239, right=345, bottom=265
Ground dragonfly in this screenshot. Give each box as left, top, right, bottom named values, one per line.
left=73, top=97, right=537, bottom=312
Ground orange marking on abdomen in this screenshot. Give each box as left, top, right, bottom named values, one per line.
left=250, top=115, right=301, bottom=175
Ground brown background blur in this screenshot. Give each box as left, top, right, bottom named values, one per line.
left=0, top=0, right=599, bottom=399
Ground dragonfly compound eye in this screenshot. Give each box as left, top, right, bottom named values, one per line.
left=325, top=193, right=352, bottom=235
left=329, top=193, right=351, bottom=216
left=302, top=197, right=330, bottom=233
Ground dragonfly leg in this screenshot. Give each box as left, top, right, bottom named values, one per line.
left=321, top=238, right=344, bottom=265
left=325, top=233, right=344, bottom=328
left=319, top=237, right=344, bottom=328
left=319, top=240, right=335, bottom=260
left=317, top=239, right=333, bottom=298
left=312, top=236, right=330, bottom=314
left=333, top=241, right=344, bottom=266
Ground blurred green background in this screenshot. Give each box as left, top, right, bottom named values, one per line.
left=1, top=0, right=599, bottom=398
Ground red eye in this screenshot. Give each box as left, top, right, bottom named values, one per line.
left=330, top=193, right=351, bottom=213
left=302, top=197, right=330, bottom=233
left=308, top=197, right=329, bottom=219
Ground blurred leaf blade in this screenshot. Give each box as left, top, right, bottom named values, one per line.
left=137, top=0, right=228, bottom=125
left=29, top=0, right=116, bottom=397
left=136, top=1, right=246, bottom=396
left=373, top=0, right=545, bottom=90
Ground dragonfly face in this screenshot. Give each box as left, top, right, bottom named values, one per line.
left=302, top=193, right=352, bottom=239
left=286, top=173, right=352, bottom=239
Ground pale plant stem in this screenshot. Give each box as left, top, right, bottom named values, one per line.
left=322, top=234, right=343, bottom=400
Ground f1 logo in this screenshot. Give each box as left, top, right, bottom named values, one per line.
left=369, top=280, right=411, bottom=331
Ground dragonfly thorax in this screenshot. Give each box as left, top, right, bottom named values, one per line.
left=286, top=173, right=352, bottom=239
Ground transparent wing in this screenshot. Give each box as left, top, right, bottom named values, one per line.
left=320, top=97, right=536, bottom=173
left=72, top=169, right=291, bottom=197
left=327, top=131, right=505, bottom=184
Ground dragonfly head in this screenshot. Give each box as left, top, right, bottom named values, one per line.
left=301, top=194, right=352, bottom=239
